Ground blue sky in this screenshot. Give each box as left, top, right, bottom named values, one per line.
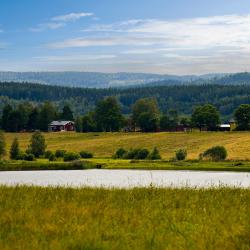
left=1, top=0, right=250, bottom=74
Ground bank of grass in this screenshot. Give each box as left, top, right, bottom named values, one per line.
left=3, top=131, right=250, bottom=160
left=91, top=158, right=250, bottom=172
left=0, top=186, right=249, bottom=250
left=0, top=160, right=96, bottom=171
left=1, top=158, right=250, bottom=172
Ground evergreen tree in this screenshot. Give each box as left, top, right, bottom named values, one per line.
left=17, top=102, right=33, bottom=130
left=38, top=102, right=57, bottom=131
left=75, top=116, right=82, bottom=133
left=27, top=107, right=39, bottom=131
left=0, top=131, right=6, bottom=159
left=1, top=104, right=12, bottom=131
left=82, top=114, right=96, bottom=132
left=61, top=104, right=74, bottom=121
left=29, top=131, right=46, bottom=157
left=234, top=104, right=250, bottom=130
left=10, top=137, right=20, bottom=160
left=7, top=110, right=23, bottom=132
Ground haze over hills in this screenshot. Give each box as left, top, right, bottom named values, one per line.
left=0, top=71, right=229, bottom=88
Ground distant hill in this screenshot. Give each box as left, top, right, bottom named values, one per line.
left=0, top=71, right=228, bottom=88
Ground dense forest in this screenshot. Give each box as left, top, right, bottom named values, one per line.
left=0, top=81, right=250, bottom=118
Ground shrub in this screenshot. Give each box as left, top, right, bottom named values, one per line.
left=17, top=151, right=25, bottom=160
left=123, top=148, right=150, bottom=160
left=124, top=149, right=140, bottom=159
left=202, top=146, right=227, bottom=161
left=148, top=147, right=161, bottom=160
left=64, top=152, right=80, bottom=162
left=176, top=149, right=187, bottom=161
left=113, top=148, right=127, bottom=159
left=79, top=151, right=93, bottom=159
left=44, top=150, right=53, bottom=159
left=49, top=153, right=56, bottom=162
left=24, top=153, right=35, bottom=161
left=134, top=149, right=150, bottom=159
left=55, top=150, right=67, bottom=158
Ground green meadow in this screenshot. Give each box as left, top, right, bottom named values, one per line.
left=0, top=186, right=249, bottom=250
left=3, top=131, right=250, bottom=160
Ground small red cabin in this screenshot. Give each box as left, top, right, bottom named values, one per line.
left=48, top=121, right=75, bottom=132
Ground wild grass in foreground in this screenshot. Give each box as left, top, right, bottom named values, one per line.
left=0, top=186, right=249, bottom=250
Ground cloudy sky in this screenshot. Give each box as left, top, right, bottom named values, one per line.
left=1, top=0, right=250, bottom=74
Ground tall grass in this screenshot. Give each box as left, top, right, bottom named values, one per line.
left=0, top=186, right=249, bottom=249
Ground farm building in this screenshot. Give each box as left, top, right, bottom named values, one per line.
left=48, top=121, right=75, bottom=132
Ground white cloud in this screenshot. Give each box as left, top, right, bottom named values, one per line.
left=52, top=12, right=93, bottom=22
left=34, top=54, right=116, bottom=62
left=30, top=22, right=65, bottom=32
left=48, top=36, right=164, bottom=48
left=28, top=14, right=250, bottom=74
left=30, top=12, right=93, bottom=32
left=80, top=14, right=250, bottom=51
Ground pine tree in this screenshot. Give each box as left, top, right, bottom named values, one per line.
left=10, top=137, right=20, bottom=160
left=29, top=131, right=46, bottom=157
left=61, top=104, right=74, bottom=121
left=0, top=131, right=6, bottom=159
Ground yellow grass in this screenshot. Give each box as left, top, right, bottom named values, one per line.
left=4, top=131, right=250, bottom=160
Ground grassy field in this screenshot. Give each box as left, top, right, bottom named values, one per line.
left=3, top=131, right=250, bottom=160
left=0, top=186, right=249, bottom=250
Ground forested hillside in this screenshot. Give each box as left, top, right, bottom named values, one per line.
left=0, top=71, right=226, bottom=88
left=0, top=81, right=250, bottom=118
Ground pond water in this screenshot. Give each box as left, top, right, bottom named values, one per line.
left=0, top=170, right=249, bottom=188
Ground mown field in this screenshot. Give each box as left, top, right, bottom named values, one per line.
left=4, top=131, right=250, bottom=160
left=0, top=186, right=249, bottom=250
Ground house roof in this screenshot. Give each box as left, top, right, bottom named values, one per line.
left=49, top=121, right=74, bottom=126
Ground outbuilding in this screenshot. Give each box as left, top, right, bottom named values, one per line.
left=48, top=121, right=75, bottom=132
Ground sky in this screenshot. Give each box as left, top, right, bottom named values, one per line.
left=1, top=0, right=250, bottom=74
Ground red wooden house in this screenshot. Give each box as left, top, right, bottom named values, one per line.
left=48, top=121, right=75, bottom=132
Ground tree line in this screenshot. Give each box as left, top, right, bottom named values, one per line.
left=75, top=97, right=250, bottom=132
left=1, top=96, right=250, bottom=132
left=0, top=102, right=73, bottom=132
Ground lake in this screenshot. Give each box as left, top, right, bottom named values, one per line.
left=0, top=169, right=249, bottom=188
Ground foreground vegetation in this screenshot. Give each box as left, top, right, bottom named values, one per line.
left=0, top=186, right=249, bottom=249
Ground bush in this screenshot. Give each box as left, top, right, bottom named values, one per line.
left=123, top=148, right=150, bottom=160
left=113, top=148, right=127, bottom=159
left=55, top=150, right=67, bottom=158
left=44, top=150, right=53, bottom=159
left=176, top=149, right=187, bottom=161
left=63, top=152, right=80, bottom=162
left=148, top=147, right=161, bottom=160
left=49, top=153, right=56, bottom=162
left=17, top=151, right=25, bottom=160
left=24, top=153, right=35, bottom=161
left=202, top=146, right=227, bottom=161
left=134, top=149, right=150, bottom=159
left=79, top=151, right=93, bottom=159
